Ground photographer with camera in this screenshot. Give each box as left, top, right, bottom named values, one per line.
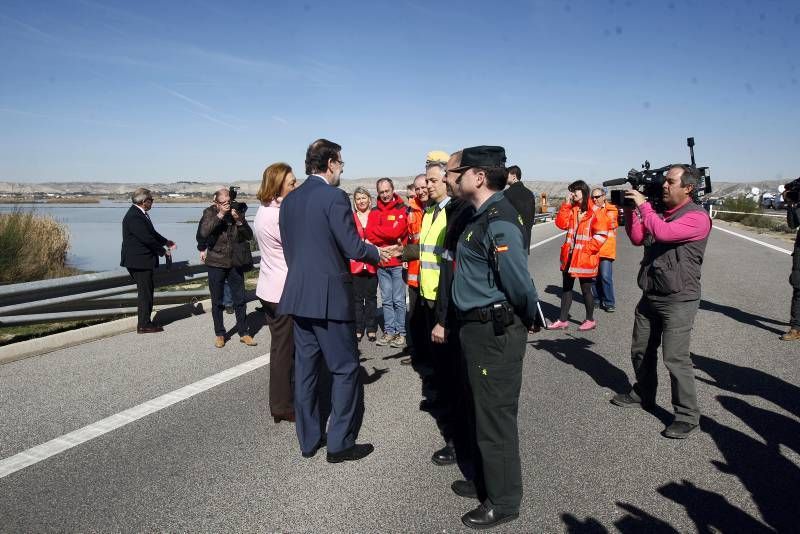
left=197, top=186, right=257, bottom=349
left=780, top=179, right=800, bottom=341
left=611, top=165, right=711, bottom=439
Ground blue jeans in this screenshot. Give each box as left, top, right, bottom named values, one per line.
left=377, top=266, right=406, bottom=336
left=592, top=258, right=615, bottom=308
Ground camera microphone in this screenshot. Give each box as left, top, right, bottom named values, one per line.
left=602, top=177, right=628, bottom=187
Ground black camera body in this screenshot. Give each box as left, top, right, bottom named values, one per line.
left=783, top=177, right=800, bottom=205
left=228, top=185, right=248, bottom=214
left=604, top=137, right=712, bottom=211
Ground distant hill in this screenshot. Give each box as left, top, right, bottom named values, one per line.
left=0, top=177, right=789, bottom=199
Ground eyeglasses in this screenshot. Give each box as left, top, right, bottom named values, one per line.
left=336, top=160, right=345, bottom=168
left=591, top=194, right=604, bottom=199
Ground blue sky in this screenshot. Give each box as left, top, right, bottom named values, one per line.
left=0, top=0, right=797, bottom=183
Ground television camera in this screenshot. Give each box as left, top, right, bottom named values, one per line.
left=603, top=137, right=712, bottom=210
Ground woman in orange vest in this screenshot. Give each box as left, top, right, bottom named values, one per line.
left=350, top=187, right=378, bottom=342
left=590, top=187, right=619, bottom=312
left=550, top=180, right=610, bottom=331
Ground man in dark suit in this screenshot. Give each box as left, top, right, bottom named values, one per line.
left=279, top=139, right=392, bottom=463
left=120, top=188, right=175, bottom=334
left=503, top=165, right=536, bottom=252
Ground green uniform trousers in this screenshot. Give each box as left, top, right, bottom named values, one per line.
left=459, top=314, right=527, bottom=514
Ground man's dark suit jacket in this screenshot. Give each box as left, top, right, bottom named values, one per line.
left=504, top=181, right=536, bottom=251
left=120, top=205, right=168, bottom=269
left=278, top=175, right=380, bottom=321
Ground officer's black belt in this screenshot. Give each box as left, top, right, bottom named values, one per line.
left=456, top=302, right=514, bottom=322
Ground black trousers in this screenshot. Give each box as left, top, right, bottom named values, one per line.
left=559, top=270, right=595, bottom=322
left=261, top=299, right=295, bottom=416
left=128, top=268, right=154, bottom=329
left=352, top=273, right=378, bottom=335
left=460, top=314, right=526, bottom=514
left=207, top=266, right=248, bottom=337
left=790, top=252, right=800, bottom=329
left=406, top=285, right=420, bottom=352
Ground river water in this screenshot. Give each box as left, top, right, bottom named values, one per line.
left=0, top=201, right=236, bottom=272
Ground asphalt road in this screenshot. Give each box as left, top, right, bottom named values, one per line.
left=0, top=219, right=797, bottom=533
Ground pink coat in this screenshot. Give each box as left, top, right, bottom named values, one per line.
left=254, top=199, right=288, bottom=303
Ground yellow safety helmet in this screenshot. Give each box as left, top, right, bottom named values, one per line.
left=425, top=150, right=449, bottom=166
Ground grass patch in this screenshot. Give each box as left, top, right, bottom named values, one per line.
left=0, top=209, right=79, bottom=283
left=0, top=317, right=129, bottom=346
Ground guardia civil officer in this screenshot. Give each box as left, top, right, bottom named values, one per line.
left=451, top=146, right=542, bottom=530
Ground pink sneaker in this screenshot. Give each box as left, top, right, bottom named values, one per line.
left=578, top=319, right=597, bottom=331
left=548, top=320, right=569, bottom=330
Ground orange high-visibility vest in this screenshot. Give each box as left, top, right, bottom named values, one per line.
left=555, top=200, right=610, bottom=278
left=406, top=197, right=424, bottom=287
left=598, top=202, right=618, bottom=260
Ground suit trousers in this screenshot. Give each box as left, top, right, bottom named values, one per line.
left=460, top=315, right=526, bottom=515
left=293, top=316, right=361, bottom=455
left=128, top=268, right=155, bottom=329
left=260, top=299, right=294, bottom=417
left=790, top=251, right=800, bottom=329
left=207, top=266, right=248, bottom=337
left=629, top=296, right=700, bottom=424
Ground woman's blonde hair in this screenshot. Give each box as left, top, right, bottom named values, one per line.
left=257, top=162, right=293, bottom=203
left=353, top=187, right=372, bottom=210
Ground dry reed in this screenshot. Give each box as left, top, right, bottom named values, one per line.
left=0, top=210, right=77, bottom=283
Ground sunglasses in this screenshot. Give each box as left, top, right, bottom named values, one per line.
left=591, top=194, right=604, bottom=199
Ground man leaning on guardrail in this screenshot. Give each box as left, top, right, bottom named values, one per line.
left=120, top=188, right=176, bottom=334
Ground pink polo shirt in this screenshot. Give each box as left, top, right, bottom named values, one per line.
left=254, top=199, right=288, bottom=303
left=625, top=199, right=711, bottom=245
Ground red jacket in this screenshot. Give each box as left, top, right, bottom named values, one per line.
left=350, top=211, right=377, bottom=275
left=366, top=193, right=408, bottom=268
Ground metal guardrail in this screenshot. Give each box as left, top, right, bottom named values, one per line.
left=0, top=252, right=261, bottom=326
left=709, top=208, right=786, bottom=219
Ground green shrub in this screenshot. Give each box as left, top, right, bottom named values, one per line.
left=0, top=210, right=77, bottom=283
left=714, top=196, right=793, bottom=234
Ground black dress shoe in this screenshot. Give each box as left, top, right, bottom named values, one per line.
left=451, top=479, right=478, bottom=499
left=431, top=444, right=456, bottom=466
left=461, top=502, right=519, bottom=530
left=662, top=421, right=698, bottom=439
left=326, top=443, right=374, bottom=464
left=137, top=325, right=164, bottom=334
left=301, top=435, right=327, bottom=458
left=419, top=398, right=439, bottom=412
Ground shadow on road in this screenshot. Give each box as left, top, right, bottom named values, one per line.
left=701, top=404, right=800, bottom=533
left=658, top=479, right=772, bottom=533
left=699, top=298, right=787, bottom=335
left=692, top=353, right=800, bottom=418
left=532, top=336, right=632, bottom=395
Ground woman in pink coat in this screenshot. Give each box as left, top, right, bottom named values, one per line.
left=254, top=162, right=297, bottom=423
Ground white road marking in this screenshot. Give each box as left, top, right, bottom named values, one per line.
left=0, top=353, right=271, bottom=479
left=531, top=231, right=567, bottom=250
left=713, top=226, right=792, bottom=255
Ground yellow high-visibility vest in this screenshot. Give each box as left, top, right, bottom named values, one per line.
left=419, top=205, right=450, bottom=301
